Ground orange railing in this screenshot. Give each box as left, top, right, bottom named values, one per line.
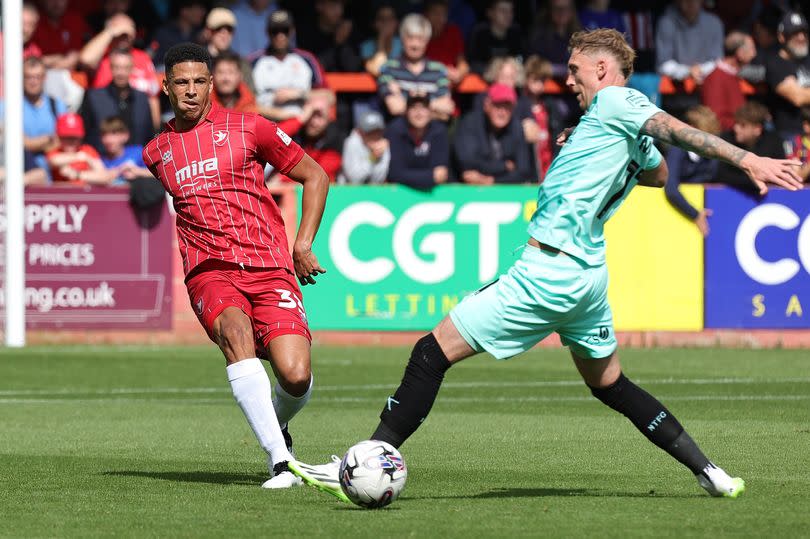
left=72, top=70, right=759, bottom=96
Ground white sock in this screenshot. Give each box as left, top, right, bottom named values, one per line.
left=273, top=374, right=313, bottom=427
left=226, top=358, right=293, bottom=466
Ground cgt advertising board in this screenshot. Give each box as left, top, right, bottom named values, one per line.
left=705, top=187, right=810, bottom=328
left=0, top=188, right=173, bottom=329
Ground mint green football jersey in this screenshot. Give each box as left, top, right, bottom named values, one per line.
left=527, top=85, right=664, bottom=266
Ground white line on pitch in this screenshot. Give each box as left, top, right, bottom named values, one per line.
left=1, top=376, right=809, bottom=397
left=0, top=394, right=808, bottom=405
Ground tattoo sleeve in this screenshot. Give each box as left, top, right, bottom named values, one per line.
left=640, top=111, right=748, bottom=167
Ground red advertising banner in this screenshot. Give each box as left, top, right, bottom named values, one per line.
left=0, top=187, right=173, bottom=329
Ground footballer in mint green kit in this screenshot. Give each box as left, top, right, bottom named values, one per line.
left=451, top=84, right=664, bottom=361
left=290, top=29, right=803, bottom=501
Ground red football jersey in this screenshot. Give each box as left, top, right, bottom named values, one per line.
left=143, top=104, right=304, bottom=277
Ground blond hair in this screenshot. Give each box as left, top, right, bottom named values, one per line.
left=684, top=105, right=721, bottom=135
left=483, top=56, right=525, bottom=87
left=568, top=28, right=636, bottom=80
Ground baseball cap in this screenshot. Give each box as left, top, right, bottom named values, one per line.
left=357, top=110, right=385, bottom=133
left=56, top=113, right=85, bottom=138
left=268, top=10, right=294, bottom=32
left=206, top=8, right=237, bottom=30
left=779, top=11, right=809, bottom=35
left=487, top=83, right=517, bottom=104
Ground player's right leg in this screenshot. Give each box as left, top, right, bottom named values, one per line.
left=186, top=263, right=295, bottom=488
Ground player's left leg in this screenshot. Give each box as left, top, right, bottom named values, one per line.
left=571, top=350, right=744, bottom=498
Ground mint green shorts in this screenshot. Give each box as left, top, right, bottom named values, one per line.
left=449, top=244, right=616, bottom=360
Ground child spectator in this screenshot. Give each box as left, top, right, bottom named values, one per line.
left=98, top=116, right=152, bottom=186
left=360, top=4, right=402, bottom=77
left=47, top=113, right=109, bottom=186
left=338, top=111, right=390, bottom=184
left=386, top=93, right=449, bottom=188
left=424, top=0, right=469, bottom=85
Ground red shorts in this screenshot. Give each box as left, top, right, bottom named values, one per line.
left=185, top=260, right=311, bottom=353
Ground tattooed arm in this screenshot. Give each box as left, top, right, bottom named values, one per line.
left=640, top=111, right=803, bottom=194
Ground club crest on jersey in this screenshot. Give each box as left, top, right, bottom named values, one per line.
left=195, top=297, right=204, bottom=315
left=175, top=157, right=219, bottom=184
left=213, top=130, right=228, bottom=146
left=162, top=150, right=173, bottom=164
left=276, top=127, right=292, bottom=146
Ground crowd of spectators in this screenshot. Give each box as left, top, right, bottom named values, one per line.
left=8, top=0, right=810, bottom=209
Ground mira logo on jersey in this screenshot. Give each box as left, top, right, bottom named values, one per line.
left=705, top=187, right=810, bottom=328
left=175, top=157, right=219, bottom=185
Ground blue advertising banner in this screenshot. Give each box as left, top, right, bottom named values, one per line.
left=705, top=187, right=810, bottom=328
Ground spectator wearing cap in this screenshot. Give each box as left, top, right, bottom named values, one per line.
left=655, top=0, right=724, bottom=83
left=765, top=11, right=810, bottom=141
left=150, top=0, right=208, bottom=68
left=22, top=56, right=66, bottom=175
left=212, top=52, right=258, bottom=113
left=231, top=0, right=277, bottom=59
left=202, top=8, right=256, bottom=93
left=296, top=0, right=362, bottom=73
left=467, top=0, right=524, bottom=76
left=47, top=113, right=109, bottom=186
left=79, top=48, right=154, bottom=153
left=31, top=0, right=90, bottom=70
left=97, top=116, right=152, bottom=186
left=701, top=32, right=757, bottom=131
left=424, top=0, right=469, bottom=86
left=80, top=14, right=161, bottom=131
left=338, top=111, right=390, bottom=184
left=454, top=83, right=533, bottom=184
left=378, top=14, right=454, bottom=121
left=253, top=10, right=327, bottom=121
left=385, top=93, right=449, bottom=188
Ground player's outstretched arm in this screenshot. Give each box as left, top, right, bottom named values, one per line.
left=640, top=111, right=803, bottom=195
left=287, top=154, right=329, bottom=285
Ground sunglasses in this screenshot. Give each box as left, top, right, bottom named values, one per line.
left=211, top=25, right=235, bottom=33
left=269, top=27, right=291, bottom=35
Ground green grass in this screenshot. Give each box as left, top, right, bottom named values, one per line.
left=1, top=346, right=809, bottom=538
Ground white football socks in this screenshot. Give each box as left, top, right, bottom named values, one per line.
left=226, top=358, right=293, bottom=466
left=273, top=374, right=313, bottom=427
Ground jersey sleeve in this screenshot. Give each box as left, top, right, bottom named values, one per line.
left=641, top=137, right=663, bottom=170
left=597, top=87, right=662, bottom=139
left=254, top=115, right=305, bottom=174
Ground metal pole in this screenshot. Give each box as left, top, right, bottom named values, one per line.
left=4, top=0, right=27, bottom=346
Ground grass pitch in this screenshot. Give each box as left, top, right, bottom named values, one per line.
left=1, top=345, right=809, bottom=538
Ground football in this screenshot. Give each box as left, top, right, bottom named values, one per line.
left=338, top=440, right=408, bottom=508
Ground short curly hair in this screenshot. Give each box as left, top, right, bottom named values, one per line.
left=164, top=43, right=212, bottom=77
left=568, top=28, right=636, bottom=80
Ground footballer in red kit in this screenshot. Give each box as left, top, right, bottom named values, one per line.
left=143, top=44, right=329, bottom=489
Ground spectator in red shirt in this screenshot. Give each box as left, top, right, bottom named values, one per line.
left=79, top=13, right=161, bottom=131
left=701, top=31, right=757, bottom=131
left=31, top=0, right=90, bottom=70
left=212, top=52, right=258, bottom=114
left=277, top=90, right=342, bottom=182
left=424, top=0, right=469, bottom=86
left=47, top=113, right=109, bottom=186
left=23, top=2, right=43, bottom=59
left=523, top=55, right=555, bottom=180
